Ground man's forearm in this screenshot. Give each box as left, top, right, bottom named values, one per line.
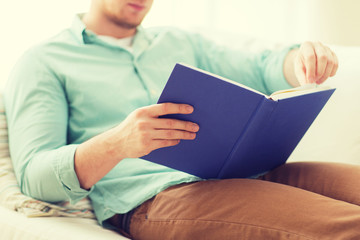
left=74, top=128, right=125, bottom=190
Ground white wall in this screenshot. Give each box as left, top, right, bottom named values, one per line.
left=0, top=0, right=90, bottom=89
left=1, top=0, right=359, bottom=89
left=295, top=0, right=360, bottom=46
left=145, top=0, right=299, bottom=43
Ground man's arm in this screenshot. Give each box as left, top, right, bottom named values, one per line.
left=4, top=49, right=88, bottom=203
left=283, top=42, right=339, bottom=87
left=186, top=32, right=338, bottom=94
left=74, top=103, right=199, bottom=190
left=5, top=49, right=200, bottom=198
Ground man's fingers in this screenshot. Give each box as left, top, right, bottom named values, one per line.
left=300, top=42, right=316, bottom=83
left=298, top=41, right=339, bottom=85
left=294, top=55, right=307, bottom=85
left=313, top=43, right=336, bottom=84
left=313, top=42, right=328, bottom=79
left=154, top=118, right=199, bottom=132
left=316, top=47, right=338, bottom=84
left=317, top=62, right=334, bottom=84
left=154, top=129, right=196, bottom=140
left=330, top=50, right=339, bottom=77
left=149, top=103, right=194, bottom=117
left=152, top=139, right=181, bottom=149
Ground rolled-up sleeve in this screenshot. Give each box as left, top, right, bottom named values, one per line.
left=4, top=48, right=92, bottom=204
left=187, top=33, right=298, bottom=95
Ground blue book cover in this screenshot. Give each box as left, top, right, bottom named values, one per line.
left=141, top=63, right=335, bottom=179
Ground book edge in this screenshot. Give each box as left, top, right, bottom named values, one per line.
left=177, top=63, right=268, bottom=98
left=270, top=84, right=335, bottom=100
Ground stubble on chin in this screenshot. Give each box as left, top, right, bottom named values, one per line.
left=106, top=14, right=142, bottom=30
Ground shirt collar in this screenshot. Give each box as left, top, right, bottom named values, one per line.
left=70, top=13, right=154, bottom=54
left=70, top=14, right=88, bottom=44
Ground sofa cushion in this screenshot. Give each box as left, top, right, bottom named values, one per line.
left=289, top=45, right=360, bottom=164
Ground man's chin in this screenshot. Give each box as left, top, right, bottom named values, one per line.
left=109, top=16, right=142, bottom=30
left=117, top=21, right=140, bottom=30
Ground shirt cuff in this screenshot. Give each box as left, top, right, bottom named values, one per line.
left=264, top=44, right=300, bottom=94
left=55, top=144, right=93, bottom=204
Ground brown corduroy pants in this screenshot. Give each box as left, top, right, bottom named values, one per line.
left=122, top=162, right=360, bottom=240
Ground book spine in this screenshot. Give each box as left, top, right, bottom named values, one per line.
left=216, top=98, right=277, bottom=179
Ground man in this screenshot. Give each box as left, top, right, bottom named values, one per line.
left=4, top=0, right=360, bottom=239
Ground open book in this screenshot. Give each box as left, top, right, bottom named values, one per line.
left=141, top=63, right=335, bottom=179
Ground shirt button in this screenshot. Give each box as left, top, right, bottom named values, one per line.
left=150, top=89, right=157, bottom=96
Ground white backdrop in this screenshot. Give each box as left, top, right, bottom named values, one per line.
left=1, top=0, right=359, bottom=89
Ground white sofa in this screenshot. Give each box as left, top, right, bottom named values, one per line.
left=288, top=45, right=360, bottom=165
left=0, top=205, right=126, bottom=240
left=0, top=44, right=359, bottom=240
left=0, top=98, right=129, bottom=239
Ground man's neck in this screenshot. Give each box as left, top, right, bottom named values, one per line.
left=82, top=12, right=137, bottom=39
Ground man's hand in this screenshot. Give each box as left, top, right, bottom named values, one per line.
left=295, top=41, right=339, bottom=85
left=107, top=103, right=199, bottom=159
left=75, top=102, right=199, bottom=189
left=284, top=42, right=339, bottom=87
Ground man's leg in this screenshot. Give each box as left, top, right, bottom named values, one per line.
left=259, top=162, right=360, bottom=206
left=129, top=171, right=360, bottom=240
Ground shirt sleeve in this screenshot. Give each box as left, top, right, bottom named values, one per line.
left=4, top=48, right=93, bottom=204
left=187, top=33, right=298, bottom=95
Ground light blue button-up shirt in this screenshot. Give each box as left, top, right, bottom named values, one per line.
left=4, top=15, right=294, bottom=225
